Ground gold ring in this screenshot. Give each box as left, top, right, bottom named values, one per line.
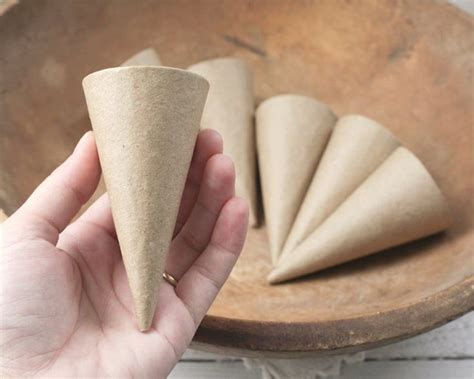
left=162, top=271, right=178, bottom=287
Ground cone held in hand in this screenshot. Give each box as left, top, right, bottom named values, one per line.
left=188, top=58, right=259, bottom=226
left=256, top=95, right=336, bottom=264
left=83, top=66, right=209, bottom=330
left=281, top=115, right=400, bottom=260
left=269, top=147, right=451, bottom=284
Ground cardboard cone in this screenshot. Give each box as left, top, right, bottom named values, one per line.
left=88, top=48, right=163, bottom=203
left=188, top=58, right=258, bottom=226
left=121, top=48, right=162, bottom=66
left=83, top=66, right=209, bottom=330
left=280, top=115, right=400, bottom=259
left=269, top=147, right=451, bottom=284
left=256, top=95, right=336, bottom=264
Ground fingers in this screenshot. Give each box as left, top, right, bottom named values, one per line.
left=66, top=129, right=224, bottom=245
left=175, top=197, right=249, bottom=326
left=166, top=154, right=235, bottom=280
left=13, top=132, right=101, bottom=244
left=72, top=193, right=116, bottom=239
left=174, top=129, right=223, bottom=236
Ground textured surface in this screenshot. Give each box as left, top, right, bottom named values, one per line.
left=281, top=115, right=400, bottom=259
left=270, top=147, right=452, bottom=283
left=0, top=0, right=472, bottom=355
left=83, top=67, right=209, bottom=330
left=188, top=58, right=258, bottom=226
left=256, top=95, right=336, bottom=263
left=85, top=48, right=162, bottom=213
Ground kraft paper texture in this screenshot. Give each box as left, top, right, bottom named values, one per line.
left=83, top=66, right=209, bottom=330
left=92, top=48, right=162, bottom=200
left=188, top=58, right=258, bottom=226
left=269, top=147, right=452, bottom=283
left=256, top=95, right=336, bottom=264
left=280, top=115, right=400, bottom=260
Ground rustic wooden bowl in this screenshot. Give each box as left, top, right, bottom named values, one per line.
left=1, top=0, right=473, bottom=358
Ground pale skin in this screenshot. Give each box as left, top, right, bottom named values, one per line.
left=0, top=129, right=249, bottom=378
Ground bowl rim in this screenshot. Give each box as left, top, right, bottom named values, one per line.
left=193, top=276, right=474, bottom=357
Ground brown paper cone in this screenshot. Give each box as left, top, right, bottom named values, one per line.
left=256, top=95, right=336, bottom=264
left=280, top=115, right=399, bottom=260
left=188, top=58, right=258, bottom=226
left=269, top=147, right=452, bottom=284
left=83, top=67, right=209, bottom=330
left=88, top=49, right=163, bottom=204
left=121, top=48, right=162, bottom=66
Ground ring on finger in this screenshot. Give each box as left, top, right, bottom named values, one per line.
left=162, top=271, right=179, bottom=287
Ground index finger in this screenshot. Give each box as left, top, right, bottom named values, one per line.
left=13, top=132, right=101, bottom=244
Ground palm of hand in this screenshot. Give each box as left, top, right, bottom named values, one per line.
left=0, top=130, right=248, bottom=378
left=3, top=220, right=183, bottom=378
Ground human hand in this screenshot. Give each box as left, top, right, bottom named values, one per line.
left=0, top=129, right=248, bottom=378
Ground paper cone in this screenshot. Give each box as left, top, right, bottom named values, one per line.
left=188, top=58, right=258, bottom=226
left=280, top=115, right=399, bottom=259
left=269, top=147, right=451, bottom=283
left=83, top=67, right=209, bottom=330
left=87, top=49, right=163, bottom=203
left=121, top=48, right=162, bottom=66
left=256, top=95, right=336, bottom=264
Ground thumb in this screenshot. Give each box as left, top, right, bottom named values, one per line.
left=5, top=132, right=101, bottom=246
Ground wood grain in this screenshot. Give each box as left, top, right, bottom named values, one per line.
left=0, top=0, right=472, bottom=357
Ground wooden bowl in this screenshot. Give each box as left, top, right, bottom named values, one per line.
left=1, top=0, right=472, bottom=358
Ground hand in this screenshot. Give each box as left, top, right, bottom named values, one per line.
left=0, top=130, right=248, bottom=378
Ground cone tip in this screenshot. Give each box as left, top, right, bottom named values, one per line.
left=268, top=252, right=305, bottom=284
left=267, top=267, right=286, bottom=284
left=134, top=293, right=158, bottom=332
left=137, top=312, right=154, bottom=332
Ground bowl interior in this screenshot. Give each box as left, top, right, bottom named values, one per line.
left=1, top=0, right=472, bottom=337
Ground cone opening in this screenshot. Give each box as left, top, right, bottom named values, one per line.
left=82, top=65, right=209, bottom=87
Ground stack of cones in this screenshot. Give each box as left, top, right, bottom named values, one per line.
left=280, top=115, right=400, bottom=259
left=256, top=95, right=336, bottom=263
left=263, top=112, right=451, bottom=283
